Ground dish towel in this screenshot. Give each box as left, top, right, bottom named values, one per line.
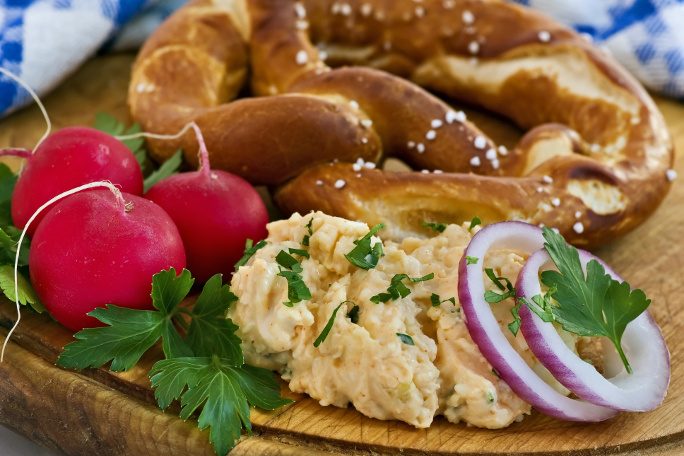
left=0, top=0, right=683, bottom=119
left=509, top=0, right=684, bottom=99
left=0, top=0, right=183, bottom=118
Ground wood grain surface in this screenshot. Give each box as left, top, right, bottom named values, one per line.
left=0, top=53, right=683, bottom=456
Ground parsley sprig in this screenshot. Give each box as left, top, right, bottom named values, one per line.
left=430, top=293, right=456, bottom=307
left=275, top=250, right=312, bottom=307
left=234, top=239, right=268, bottom=269
left=344, top=223, right=385, bottom=269
left=57, top=269, right=292, bottom=454
left=302, top=217, right=314, bottom=246
left=422, top=221, right=448, bottom=233
left=370, top=273, right=434, bottom=303
left=313, top=300, right=355, bottom=347
left=484, top=269, right=516, bottom=304
left=515, top=227, right=651, bottom=374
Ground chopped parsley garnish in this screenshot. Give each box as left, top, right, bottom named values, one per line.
left=509, top=288, right=556, bottom=336
left=302, top=217, right=314, bottom=246
left=288, top=247, right=310, bottom=259
left=56, top=269, right=292, bottom=455
left=515, top=227, right=651, bottom=374
left=430, top=293, right=456, bottom=307
left=234, top=239, right=268, bottom=269
left=397, top=333, right=415, bottom=346
left=275, top=250, right=311, bottom=307
left=422, top=221, right=448, bottom=233
left=484, top=269, right=516, bottom=303
left=469, top=216, right=481, bottom=231
left=370, top=273, right=434, bottom=303
left=313, top=301, right=355, bottom=347
left=275, top=250, right=301, bottom=270
left=344, top=223, right=385, bottom=269
left=347, top=304, right=360, bottom=323
left=466, top=256, right=479, bottom=265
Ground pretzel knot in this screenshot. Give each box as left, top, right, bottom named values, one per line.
left=128, top=0, right=674, bottom=249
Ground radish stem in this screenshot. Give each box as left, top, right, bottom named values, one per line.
left=190, top=122, right=211, bottom=176
left=0, top=148, right=31, bottom=159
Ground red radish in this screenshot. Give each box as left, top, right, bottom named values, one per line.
left=8, top=126, right=144, bottom=237
left=145, top=123, right=269, bottom=284
left=29, top=185, right=186, bottom=331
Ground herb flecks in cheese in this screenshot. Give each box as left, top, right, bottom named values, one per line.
left=228, top=212, right=572, bottom=430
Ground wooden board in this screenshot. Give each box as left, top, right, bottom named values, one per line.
left=1, top=53, right=684, bottom=456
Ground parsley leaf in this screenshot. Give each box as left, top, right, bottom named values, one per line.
left=275, top=250, right=311, bottom=306
left=57, top=304, right=181, bottom=371
left=370, top=273, right=434, bottom=303
left=57, top=268, right=196, bottom=370
left=149, top=355, right=291, bottom=455
left=484, top=268, right=516, bottom=303
left=523, top=227, right=651, bottom=373
left=277, top=270, right=311, bottom=307
left=509, top=292, right=556, bottom=336
left=347, top=304, right=360, bottom=323
left=275, top=250, right=301, bottom=271
left=430, top=293, right=456, bottom=307
left=313, top=301, right=354, bottom=347
left=302, top=217, right=314, bottom=246
left=422, top=221, right=447, bottom=233
left=469, top=216, right=481, bottom=231
left=234, top=239, right=267, bottom=269
left=466, top=256, right=479, bottom=265
left=344, top=223, right=385, bottom=269
left=397, top=333, right=415, bottom=345
left=184, top=275, right=242, bottom=363
left=57, top=267, right=293, bottom=455
left=288, top=247, right=310, bottom=259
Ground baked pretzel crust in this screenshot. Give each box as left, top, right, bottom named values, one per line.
left=128, top=0, right=674, bottom=249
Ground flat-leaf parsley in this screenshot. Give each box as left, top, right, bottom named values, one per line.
left=517, top=227, right=651, bottom=373
left=57, top=268, right=292, bottom=455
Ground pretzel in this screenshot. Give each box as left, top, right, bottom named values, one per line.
left=128, top=0, right=674, bottom=249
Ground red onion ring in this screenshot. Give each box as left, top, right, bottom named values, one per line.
left=458, top=221, right=619, bottom=421
left=517, top=248, right=670, bottom=412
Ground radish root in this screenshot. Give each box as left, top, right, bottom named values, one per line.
left=114, top=121, right=196, bottom=143
left=0, top=68, right=51, bottom=153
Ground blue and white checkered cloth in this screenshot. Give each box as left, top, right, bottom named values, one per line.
left=510, top=0, right=684, bottom=99
left=0, top=0, right=183, bottom=118
left=0, top=0, right=683, bottom=118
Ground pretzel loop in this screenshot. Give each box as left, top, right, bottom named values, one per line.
left=128, top=0, right=674, bottom=249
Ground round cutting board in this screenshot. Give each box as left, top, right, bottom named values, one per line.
left=0, top=53, right=683, bottom=456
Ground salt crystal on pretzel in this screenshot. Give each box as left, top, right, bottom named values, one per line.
left=128, top=0, right=674, bottom=249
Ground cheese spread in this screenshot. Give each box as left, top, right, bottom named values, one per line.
left=227, top=212, right=572, bottom=429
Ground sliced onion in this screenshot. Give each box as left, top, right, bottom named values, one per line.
left=458, top=221, right=619, bottom=421
left=517, top=248, right=670, bottom=412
